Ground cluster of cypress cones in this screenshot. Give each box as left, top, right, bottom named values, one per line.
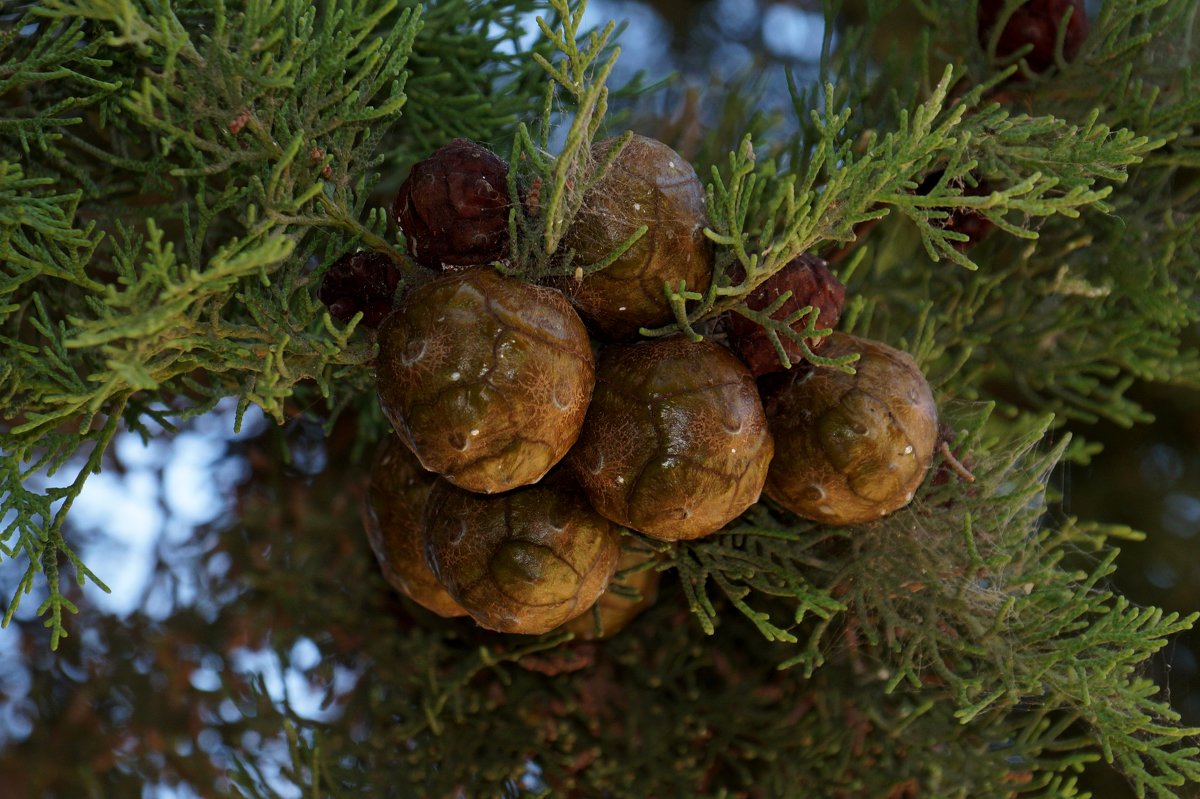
left=342, top=135, right=935, bottom=637
left=323, top=0, right=1079, bottom=637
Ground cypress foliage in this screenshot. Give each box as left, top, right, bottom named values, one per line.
left=1, top=0, right=1198, bottom=796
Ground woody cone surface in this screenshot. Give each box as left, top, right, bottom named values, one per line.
left=393, top=138, right=511, bottom=269
left=558, top=134, right=713, bottom=340
left=423, top=481, right=620, bottom=635
left=726, top=254, right=845, bottom=377
left=364, top=436, right=466, bottom=618
left=763, top=333, right=938, bottom=526
left=376, top=268, right=595, bottom=494
left=569, top=336, right=773, bottom=541
left=317, top=250, right=401, bottom=328
left=978, top=0, right=1089, bottom=74
left=562, top=549, right=661, bottom=640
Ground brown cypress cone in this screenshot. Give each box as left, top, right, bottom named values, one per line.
left=561, top=549, right=661, bottom=640
left=375, top=268, right=595, bottom=495
left=978, top=0, right=1089, bottom=74
left=762, top=333, right=939, bottom=526
left=568, top=336, right=774, bottom=541
left=725, top=255, right=846, bottom=378
left=363, top=436, right=467, bottom=618
left=423, top=480, right=620, bottom=635
left=393, top=138, right=511, bottom=269
left=556, top=134, right=714, bottom=341
left=317, top=250, right=401, bottom=328
left=917, top=170, right=995, bottom=249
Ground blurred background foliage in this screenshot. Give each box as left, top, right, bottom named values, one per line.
left=1, top=1, right=1197, bottom=797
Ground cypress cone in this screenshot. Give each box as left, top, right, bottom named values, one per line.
left=725, top=254, right=846, bottom=377
left=317, top=250, right=401, bottom=328
left=393, top=138, right=512, bottom=269
left=978, top=0, right=1089, bottom=74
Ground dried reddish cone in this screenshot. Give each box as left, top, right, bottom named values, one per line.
left=423, top=480, right=620, bottom=634
left=376, top=267, right=595, bottom=494
left=978, top=0, right=1089, bottom=74
left=557, top=134, right=714, bottom=340
left=317, top=250, right=401, bottom=328
left=568, top=336, right=774, bottom=541
left=363, top=436, right=466, bottom=617
left=725, top=254, right=846, bottom=377
left=917, top=170, right=995, bottom=249
left=393, top=138, right=511, bottom=269
left=562, top=549, right=661, bottom=640
left=762, top=333, right=938, bottom=526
